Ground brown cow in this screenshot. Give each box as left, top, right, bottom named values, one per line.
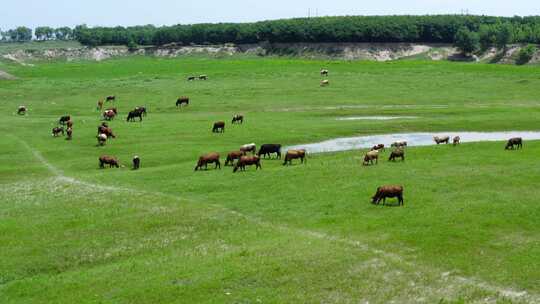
left=106, top=96, right=116, bottom=102
left=66, top=120, right=73, bottom=128
left=176, top=96, right=189, bottom=107
left=52, top=127, right=64, bottom=137
left=283, top=149, right=306, bottom=165
left=212, top=121, right=225, bottom=133
left=233, top=155, right=261, bottom=172
left=97, top=100, right=104, bottom=110
left=320, top=79, right=329, bottom=86
left=388, top=149, right=405, bottom=162
left=363, top=150, right=379, bottom=166
left=434, top=136, right=450, bottom=144
left=194, top=152, right=221, bottom=171
left=98, top=126, right=115, bottom=138
left=372, top=185, right=404, bottom=206
left=505, top=137, right=523, bottom=150
left=103, top=110, right=116, bottom=121
left=453, top=136, right=460, bottom=146
left=99, top=155, right=119, bottom=168
left=225, top=151, right=244, bottom=166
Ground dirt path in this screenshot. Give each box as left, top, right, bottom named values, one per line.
left=0, top=70, right=16, bottom=80
left=14, top=137, right=539, bottom=303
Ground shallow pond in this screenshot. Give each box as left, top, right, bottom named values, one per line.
left=287, top=131, right=540, bottom=154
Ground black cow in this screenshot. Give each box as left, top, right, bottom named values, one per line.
left=257, top=144, right=282, bottom=159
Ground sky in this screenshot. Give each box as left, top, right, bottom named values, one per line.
left=2, top=0, right=539, bottom=29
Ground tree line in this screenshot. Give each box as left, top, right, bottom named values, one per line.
left=0, top=26, right=73, bottom=42
left=3, top=15, right=540, bottom=52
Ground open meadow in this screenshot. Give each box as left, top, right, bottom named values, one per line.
left=1, top=55, right=540, bottom=303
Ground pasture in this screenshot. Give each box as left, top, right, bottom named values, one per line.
left=1, top=56, right=540, bottom=303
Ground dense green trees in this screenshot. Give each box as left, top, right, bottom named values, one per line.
left=454, top=27, right=480, bottom=54
left=2, top=15, right=540, bottom=48
left=69, top=15, right=540, bottom=48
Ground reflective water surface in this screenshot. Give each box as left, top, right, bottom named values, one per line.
left=287, top=131, right=540, bottom=154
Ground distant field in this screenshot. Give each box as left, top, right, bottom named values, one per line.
left=1, top=56, right=539, bottom=303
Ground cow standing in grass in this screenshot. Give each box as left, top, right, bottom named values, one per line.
left=434, top=136, right=450, bottom=144
left=99, top=155, right=119, bottom=168
left=372, top=185, right=404, bottom=206
left=52, top=127, right=64, bottom=137
left=388, top=149, right=405, bottom=162
left=212, top=121, right=225, bottom=133
left=194, top=153, right=221, bottom=171
left=258, top=144, right=281, bottom=159
left=233, top=155, right=261, bottom=172
left=17, top=106, right=27, bottom=115
left=363, top=150, right=379, bottom=166
left=176, top=96, right=189, bottom=107
left=283, top=149, right=306, bottom=165
left=505, top=137, right=523, bottom=150
left=453, top=136, right=460, bottom=146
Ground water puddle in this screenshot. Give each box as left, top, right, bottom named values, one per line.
left=287, top=131, right=540, bottom=154
left=336, top=116, right=418, bottom=121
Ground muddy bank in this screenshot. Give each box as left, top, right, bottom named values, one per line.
left=1, top=42, right=537, bottom=64
left=287, top=131, right=540, bottom=153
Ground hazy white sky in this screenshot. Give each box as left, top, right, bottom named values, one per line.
left=2, top=0, right=539, bottom=29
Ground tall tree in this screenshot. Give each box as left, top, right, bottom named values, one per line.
left=454, top=26, right=480, bottom=55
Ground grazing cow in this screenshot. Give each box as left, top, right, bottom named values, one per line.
left=59, top=115, right=71, bottom=125
left=199, top=75, right=207, bottom=80
left=133, top=156, right=140, bottom=170
left=194, top=152, right=221, bottom=171
left=127, top=110, right=143, bottom=122
left=258, top=144, right=282, bottom=159
left=363, top=150, right=379, bottom=166
left=388, top=149, right=405, bottom=162
left=98, top=126, right=115, bottom=138
left=106, top=107, right=118, bottom=114
left=212, top=121, right=225, bottom=133
left=372, top=185, right=404, bottom=206
left=391, top=141, right=407, bottom=148
left=66, top=127, right=73, bottom=140
left=106, top=95, right=116, bottom=102
left=371, top=144, right=385, bottom=152
left=52, top=127, right=64, bottom=137
left=505, top=137, right=523, bottom=150
left=99, top=155, right=119, bottom=168
left=233, top=155, right=261, bottom=172
left=434, top=136, right=450, bottom=145
left=232, top=114, right=243, bottom=124
left=66, top=120, right=73, bottom=128
left=97, top=100, right=104, bottom=110
left=453, top=136, right=460, bottom=146
left=97, top=133, right=108, bottom=146
left=240, top=143, right=256, bottom=154
left=103, top=110, right=116, bottom=121
left=176, top=96, right=189, bottom=107
left=187, top=76, right=196, bottom=81
left=135, top=106, right=147, bottom=116
left=225, top=151, right=244, bottom=166
left=17, top=106, right=27, bottom=115
left=320, top=69, right=329, bottom=76
left=320, top=79, right=329, bottom=86
left=283, top=149, right=306, bottom=165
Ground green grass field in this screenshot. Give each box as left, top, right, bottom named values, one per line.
left=1, top=56, right=540, bottom=303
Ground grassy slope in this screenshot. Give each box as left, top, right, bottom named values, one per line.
left=0, top=41, right=82, bottom=54
left=1, top=57, right=540, bottom=303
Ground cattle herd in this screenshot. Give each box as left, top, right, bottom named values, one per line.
left=17, top=69, right=527, bottom=206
